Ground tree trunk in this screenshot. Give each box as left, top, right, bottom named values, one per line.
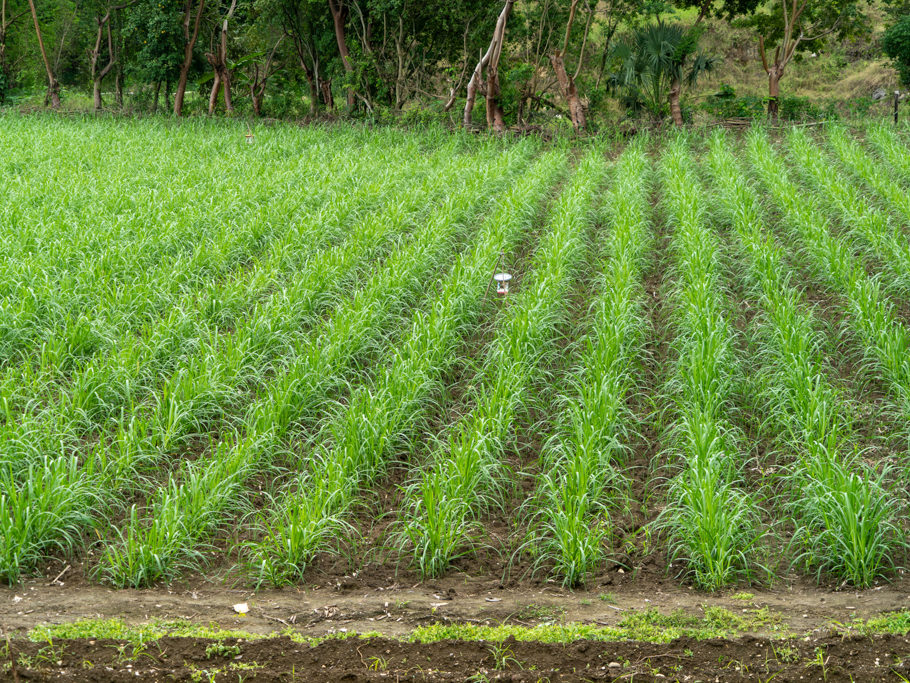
left=152, top=80, right=160, bottom=113
left=114, top=17, right=124, bottom=110
left=464, top=0, right=514, bottom=130
left=669, top=78, right=683, bottom=126
left=0, top=0, right=5, bottom=79
left=299, top=61, right=319, bottom=114
left=321, top=79, right=334, bottom=110
left=463, top=59, right=484, bottom=128
left=306, top=76, right=318, bottom=114
left=174, top=0, right=205, bottom=116
left=767, top=68, right=781, bottom=121
left=549, top=0, right=587, bottom=132
left=0, top=13, right=9, bottom=102
left=288, top=30, right=320, bottom=115
left=328, top=0, right=355, bottom=110
left=223, top=69, right=233, bottom=111
left=90, top=14, right=118, bottom=112
left=207, top=0, right=237, bottom=115
left=250, top=77, right=262, bottom=116
left=27, top=0, right=59, bottom=108
left=207, top=69, right=222, bottom=114
left=90, top=30, right=101, bottom=108
left=248, top=35, right=281, bottom=117
left=485, top=65, right=506, bottom=133
left=550, top=52, right=585, bottom=132
left=393, top=16, right=410, bottom=111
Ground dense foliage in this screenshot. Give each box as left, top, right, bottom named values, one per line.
left=0, top=0, right=891, bottom=126
left=883, top=14, right=910, bottom=87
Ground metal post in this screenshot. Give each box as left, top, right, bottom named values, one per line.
left=895, top=90, right=900, bottom=125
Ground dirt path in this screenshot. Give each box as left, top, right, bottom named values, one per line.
left=2, top=571, right=908, bottom=639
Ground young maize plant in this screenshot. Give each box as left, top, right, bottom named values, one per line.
left=0, top=127, right=424, bottom=420
left=528, top=141, right=651, bottom=587
left=748, top=130, right=910, bottom=433
left=396, top=149, right=608, bottom=579
left=866, top=122, right=910, bottom=182
left=786, top=128, right=910, bottom=300
left=0, top=139, right=486, bottom=583
left=95, top=145, right=532, bottom=588
left=249, top=152, right=567, bottom=586
left=709, top=130, right=903, bottom=587
left=656, top=136, right=763, bottom=591
left=826, top=125, right=910, bottom=227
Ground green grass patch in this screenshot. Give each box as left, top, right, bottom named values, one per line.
left=26, top=607, right=902, bottom=650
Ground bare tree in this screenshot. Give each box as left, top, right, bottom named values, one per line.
left=549, top=0, right=593, bottom=132
left=206, top=0, right=237, bottom=115
left=463, top=0, right=514, bottom=132
left=26, top=0, right=59, bottom=107
left=174, top=0, right=205, bottom=116
left=759, top=0, right=839, bottom=120
left=328, top=0, right=355, bottom=109
left=89, top=1, right=132, bottom=111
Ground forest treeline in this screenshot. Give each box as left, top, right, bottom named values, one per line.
left=2, top=0, right=910, bottom=129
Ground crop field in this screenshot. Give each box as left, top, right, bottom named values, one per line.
left=1, top=115, right=910, bottom=681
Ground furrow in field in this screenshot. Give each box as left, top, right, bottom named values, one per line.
left=394, top=149, right=608, bottom=579
left=91, top=146, right=529, bottom=588
left=525, top=141, right=651, bottom=587
left=656, top=136, right=762, bottom=591
left=709, top=129, right=903, bottom=587
left=248, top=151, right=568, bottom=585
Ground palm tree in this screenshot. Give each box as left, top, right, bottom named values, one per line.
left=610, top=21, right=716, bottom=126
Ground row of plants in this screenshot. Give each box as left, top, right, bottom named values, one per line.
left=394, top=149, right=608, bottom=579
left=250, top=151, right=567, bottom=586
left=778, top=129, right=910, bottom=426
left=710, top=130, right=902, bottom=587
left=0, top=121, right=383, bottom=369
left=786, top=128, right=910, bottom=302
left=527, top=140, right=651, bottom=587
left=0, top=134, right=529, bottom=584
left=95, top=144, right=533, bottom=587
left=657, top=136, right=763, bottom=590
left=0, top=130, right=456, bottom=447
left=826, top=125, right=910, bottom=227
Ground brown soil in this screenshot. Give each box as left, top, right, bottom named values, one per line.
left=5, top=630, right=910, bottom=681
